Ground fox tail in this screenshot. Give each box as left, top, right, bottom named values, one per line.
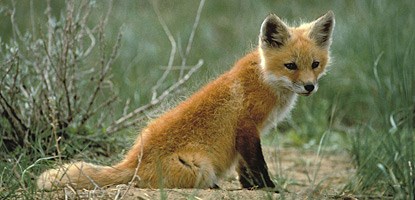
left=37, top=161, right=135, bottom=190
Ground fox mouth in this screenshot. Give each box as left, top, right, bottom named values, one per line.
left=299, top=92, right=313, bottom=96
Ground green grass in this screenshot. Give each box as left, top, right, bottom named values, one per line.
left=1, top=0, right=414, bottom=199
left=332, top=1, right=415, bottom=198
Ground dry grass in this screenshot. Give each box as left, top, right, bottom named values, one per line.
left=34, top=148, right=355, bottom=200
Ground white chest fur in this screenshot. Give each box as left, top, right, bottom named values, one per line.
left=261, top=91, right=297, bottom=135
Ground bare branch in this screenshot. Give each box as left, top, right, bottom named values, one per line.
left=179, top=0, right=205, bottom=78
left=106, top=59, right=203, bottom=134
left=150, top=1, right=177, bottom=101
left=80, top=27, right=96, bottom=59
left=106, top=0, right=206, bottom=134
left=29, top=0, right=36, bottom=40
left=80, top=27, right=122, bottom=126
left=10, top=0, right=22, bottom=41
left=45, top=0, right=53, bottom=62
left=40, top=40, right=55, bottom=93
left=76, top=0, right=93, bottom=28
left=41, top=0, right=56, bottom=119
left=61, top=0, right=75, bottom=123
left=118, top=135, right=144, bottom=199
left=0, top=91, right=28, bottom=139
left=92, top=0, right=114, bottom=32
left=84, top=95, right=118, bottom=128
left=1, top=50, right=19, bottom=87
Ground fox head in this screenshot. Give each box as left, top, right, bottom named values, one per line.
left=258, top=11, right=335, bottom=96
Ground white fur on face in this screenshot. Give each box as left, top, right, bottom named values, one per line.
left=262, top=72, right=318, bottom=96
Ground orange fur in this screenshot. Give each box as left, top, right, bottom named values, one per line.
left=37, top=11, right=335, bottom=190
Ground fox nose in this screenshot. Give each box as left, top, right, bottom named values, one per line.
left=304, top=84, right=315, bottom=92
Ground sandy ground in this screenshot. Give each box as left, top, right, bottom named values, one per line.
left=36, top=148, right=355, bottom=199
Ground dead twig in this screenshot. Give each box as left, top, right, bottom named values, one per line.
left=10, top=0, right=22, bottom=41
left=117, top=133, right=145, bottom=200
left=81, top=19, right=122, bottom=126
left=61, top=0, right=75, bottom=123
left=150, top=1, right=177, bottom=102
left=106, top=59, right=203, bottom=134
left=106, top=0, right=205, bottom=135
left=179, top=0, right=205, bottom=78
left=0, top=81, right=28, bottom=143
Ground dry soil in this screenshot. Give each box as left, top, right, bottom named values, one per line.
left=36, top=147, right=355, bottom=200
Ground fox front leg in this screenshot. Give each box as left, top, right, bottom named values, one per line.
left=235, top=125, right=276, bottom=190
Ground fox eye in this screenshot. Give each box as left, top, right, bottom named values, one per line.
left=284, top=63, right=298, bottom=70
left=311, top=61, right=320, bottom=69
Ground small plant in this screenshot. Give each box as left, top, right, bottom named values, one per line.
left=0, top=1, right=125, bottom=197
left=0, top=0, right=121, bottom=155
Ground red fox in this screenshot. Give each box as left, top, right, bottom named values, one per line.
left=37, top=11, right=335, bottom=191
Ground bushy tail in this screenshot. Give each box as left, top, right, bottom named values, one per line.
left=37, top=162, right=135, bottom=190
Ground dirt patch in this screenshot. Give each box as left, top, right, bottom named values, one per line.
left=36, top=148, right=355, bottom=199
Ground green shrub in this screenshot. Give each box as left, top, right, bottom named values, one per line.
left=0, top=0, right=122, bottom=154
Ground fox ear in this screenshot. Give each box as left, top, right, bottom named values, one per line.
left=259, top=14, right=290, bottom=49
left=309, top=11, right=335, bottom=49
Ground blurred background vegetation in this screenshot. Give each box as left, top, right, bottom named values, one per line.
left=0, top=0, right=414, bottom=198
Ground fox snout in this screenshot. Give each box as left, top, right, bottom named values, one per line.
left=304, top=84, right=315, bottom=93
left=302, top=83, right=317, bottom=96
left=293, top=82, right=318, bottom=96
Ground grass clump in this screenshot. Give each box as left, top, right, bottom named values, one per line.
left=0, top=0, right=126, bottom=197
left=342, top=1, right=415, bottom=198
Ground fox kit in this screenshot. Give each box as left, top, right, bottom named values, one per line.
left=38, top=11, right=335, bottom=190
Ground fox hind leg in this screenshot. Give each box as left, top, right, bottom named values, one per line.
left=162, top=153, right=217, bottom=188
